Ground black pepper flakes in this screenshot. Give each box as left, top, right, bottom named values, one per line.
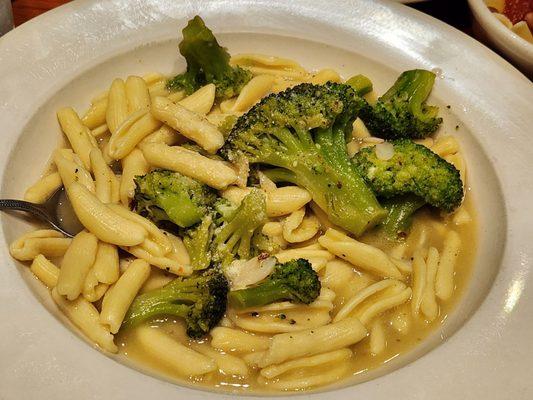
left=289, top=319, right=296, bottom=325
left=251, top=311, right=259, bottom=317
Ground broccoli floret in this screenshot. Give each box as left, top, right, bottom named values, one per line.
left=221, top=82, right=386, bottom=236
left=212, top=197, right=239, bottom=221
left=380, top=194, right=426, bottom=240
left=166, top=16, right=252, bottom=100
left=212, top=189, right=268, bottom=266
left=133, top=170, right=217, bottom=228
left=346, top=74, right=373, bottom=96
left=359, top=69, right=442, bottom=139
left=181, top=191, right=268, bottom=269
left=352, top=139, right=463, bottom=212
left=219, top=114, right=238, bottom=137
left=251, top=232, right=282, bottom=255
left=228, top=259, right=321, bottom=309
left=122, top=269, right=228, bottom=338
left=182, top=215, right=214, bottom=271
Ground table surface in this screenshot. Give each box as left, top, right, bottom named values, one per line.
left=11, top=0, right=70, bottom=26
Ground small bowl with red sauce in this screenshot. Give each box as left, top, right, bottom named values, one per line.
left=469, top=0, right=533, bottom=74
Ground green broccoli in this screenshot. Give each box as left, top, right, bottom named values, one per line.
left=133, top=170, right=217, bottom=228
left=380, top=194, right=426, bottom=240
left=179, top=142, right=225, bottom=160
left=251, top=232, right=282, bottom=255
left=182, top=214, right=214, bottom=271
left=352, top=139, right=463, bottom=213
left=122, top=269, right=228, bottom=339
left=212, top=189, right=268, bottom=266
left=212, top=196, right=239, bottom=221
left=219, top=114, right=238, bottom=137
left=221, top=82, right=386, bottom=236
left=180, top=198, right=234, bottom=271
left=346, top=74, right=373, bottom=96
left=359, top=69, right=442, bottom=139
left=167, top=15, right=252, bottom=100
left=181, top=190, right=268, bottom=269
left=228, top=259, right=321, bottom=309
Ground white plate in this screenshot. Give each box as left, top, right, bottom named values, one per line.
left=0, top=1, right=532, bottom=399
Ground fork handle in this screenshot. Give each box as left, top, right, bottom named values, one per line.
left=0, top=199, right=73, bottom=238
left=0, top=199, right=49, bottom=217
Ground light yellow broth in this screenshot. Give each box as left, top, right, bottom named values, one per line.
left=118, top=192, right=477, bottom=394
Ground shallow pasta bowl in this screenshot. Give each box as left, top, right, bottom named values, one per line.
left=0, top=0, right=532, bottom=399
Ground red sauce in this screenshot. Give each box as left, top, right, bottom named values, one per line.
left=503, top=0, right=533, bottom=24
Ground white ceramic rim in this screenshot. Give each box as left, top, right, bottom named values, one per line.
left=0, top=0, right=532, bottom=399
left=468, top=0, right=533, bottom=66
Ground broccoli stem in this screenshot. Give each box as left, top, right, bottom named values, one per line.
left=263, top=168, right=299, bottom=186
left=157, top=191, right=204, bottom=228
left=229, top=280, right=294, bottom=309
left=266, top=163, right=385, bottom=235
left=183, top=215, right=213, bottom=271
left=123, top=303, right=190, bottom=330
left=263, top=125, right=387, bottom=236
left=381, top=195, right=426, bottom=240
left=346, top=74, right=373, bottom=96
left=122, top=278, right=200, bottom=329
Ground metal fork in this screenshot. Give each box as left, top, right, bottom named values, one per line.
left=0, top=188, right=79, bottom=238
